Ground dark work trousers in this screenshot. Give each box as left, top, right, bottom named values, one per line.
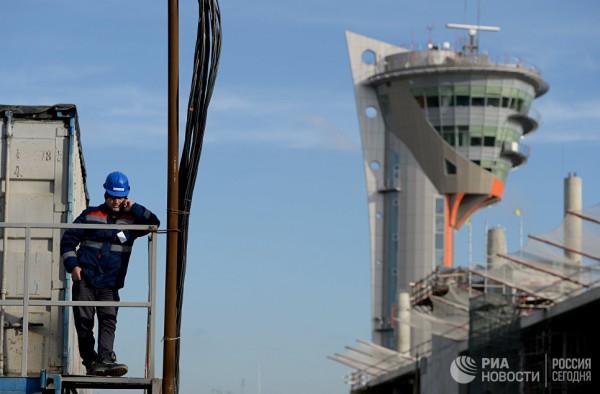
left=72, top=279, right=120, bottom=365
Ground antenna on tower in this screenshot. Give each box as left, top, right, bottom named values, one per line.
left=446, top=23, right=500, bottom=56
left=427, top=24, right=434, bottom=48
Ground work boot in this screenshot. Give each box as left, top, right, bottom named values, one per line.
left=83, top=360, right=97, bottom=376
left=93, top=351, right=128, bottom=377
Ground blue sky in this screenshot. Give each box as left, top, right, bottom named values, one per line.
left=2, top=1, right=600, bottom=393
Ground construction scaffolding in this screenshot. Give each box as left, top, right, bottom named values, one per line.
left=468, top=293, right=521, bottom=394
left=470, top=203, right=600, bottom=309
left=331, top=202, right=600, bottom=392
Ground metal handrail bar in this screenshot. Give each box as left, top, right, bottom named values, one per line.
left=0, top=301, right=150, bottom=307
left=0, top=222, right=158, bottom=380
left=0, top=222, right=157, bottom=230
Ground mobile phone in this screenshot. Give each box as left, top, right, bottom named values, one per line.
left=120, top=199, right=128, bottom=210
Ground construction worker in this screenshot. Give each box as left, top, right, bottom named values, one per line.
left=60, top=171, right=160, bottom=376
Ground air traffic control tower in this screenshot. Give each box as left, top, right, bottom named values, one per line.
left=346, top=26, right=548, bottom=350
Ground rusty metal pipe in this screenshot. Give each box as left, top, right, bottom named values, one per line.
left=163, top=0, right=179, bottom=393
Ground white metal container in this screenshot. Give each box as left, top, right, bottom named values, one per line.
left=0, top=104, right=89, bottom=376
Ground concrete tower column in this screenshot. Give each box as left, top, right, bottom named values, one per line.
left=564, top=174, right=582, bottom=264
left=396, top=292, right=411, bottom=354
left=487, top=226, right=507, bottom=269
left=487, top=226, right=508, bottom=294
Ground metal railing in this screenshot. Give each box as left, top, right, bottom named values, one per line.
left=0, top=222, right=159, bottom=380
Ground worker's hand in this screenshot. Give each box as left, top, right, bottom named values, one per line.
left=121, top=199, right=134, bottom=212
left=71, top=266, right=82, bottom=281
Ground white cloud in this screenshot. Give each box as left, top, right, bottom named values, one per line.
left=531, top=99, right=600, bottom=144
left=205, top=91, right=360, bottom=151
left=210, top=95, right=258, bottom=112
left=206, top=122, right=359, bottom=152
left=531, top=130, right=600, bottom=144
left=303, top=114, right=359, bottom=151
left=538, top=99, right=600, bottom=122
left=0, top=64, right=111, bottom=88
left=100, top=84, right=164, bottom=118
left=210, top=91, right=305, bottom=115
left=80, top=118, right=166, bottom=149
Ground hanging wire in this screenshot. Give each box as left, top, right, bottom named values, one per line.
left=175, top=0, right=221, bottom=391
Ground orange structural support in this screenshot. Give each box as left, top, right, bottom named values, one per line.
left=444, top=221, right=454, bottom=268
left=490, top=177, right=505, bottom=198
left=444, top=195, right=455, bottom=268
left=443, top=177, right=506, bottom=267
left=454, top=177, right=506, bottom=229
left=448, top=193, right=465, bottom=228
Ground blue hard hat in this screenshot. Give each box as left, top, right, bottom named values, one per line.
left=103, top=171, right=130, bottom=197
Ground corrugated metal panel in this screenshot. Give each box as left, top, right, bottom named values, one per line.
left=0, top=105, right=88, bottom=377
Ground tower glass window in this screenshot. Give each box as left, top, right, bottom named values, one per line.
left=434, top=197, right=445, bottom=267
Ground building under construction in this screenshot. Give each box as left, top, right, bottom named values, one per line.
left=330, top=26, right=598, bottom=393
left=333, top=184, right=600, bottom=393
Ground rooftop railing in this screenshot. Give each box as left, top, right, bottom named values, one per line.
left=0, top=222, right=159, bottom=390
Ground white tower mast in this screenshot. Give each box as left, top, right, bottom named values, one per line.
left=446, top=23, right=500, bottom=55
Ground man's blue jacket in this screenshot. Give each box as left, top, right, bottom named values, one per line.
left=60, top=202, right=160, bottom=289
